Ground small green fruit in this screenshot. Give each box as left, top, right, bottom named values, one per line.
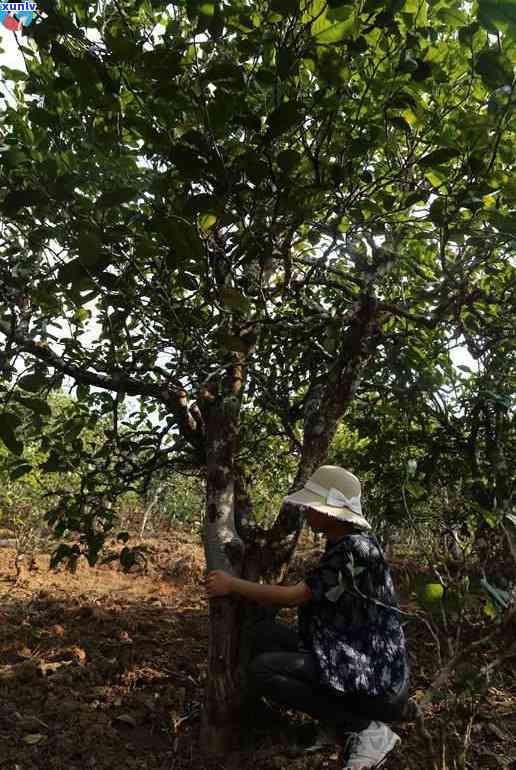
left=418, top=582, right=444, bottom=607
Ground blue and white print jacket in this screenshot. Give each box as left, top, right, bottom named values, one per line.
left=298, top=532, right=410, bottom=697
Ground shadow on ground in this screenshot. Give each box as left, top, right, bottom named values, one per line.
left=0, top=533, right=514, bottom=770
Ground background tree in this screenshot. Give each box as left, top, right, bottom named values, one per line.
left=0, top=0, right=514, bottom=751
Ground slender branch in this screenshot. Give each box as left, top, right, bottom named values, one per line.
left=419, top=603, right=516, bottom=708
left=0, top=320, right=205, bottom=455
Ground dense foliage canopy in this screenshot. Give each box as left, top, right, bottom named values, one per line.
left=0, top=0, right=514, bottom=557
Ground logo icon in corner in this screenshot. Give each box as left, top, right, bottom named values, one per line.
left=0, top=3, right=37, bottom=31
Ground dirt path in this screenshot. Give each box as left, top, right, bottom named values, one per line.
left=0, top=532, right=514, bottom=770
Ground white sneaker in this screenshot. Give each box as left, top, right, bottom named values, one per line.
left=342, top=721, right=401, bottom=769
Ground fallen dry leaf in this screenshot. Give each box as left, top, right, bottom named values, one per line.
left=23, top=733, right=46, bottom=744
left=17, top=646, right=33, bottom=660
left=69, top=645, right=87, bottom=664
left=114, top=713, right=137, bottom=727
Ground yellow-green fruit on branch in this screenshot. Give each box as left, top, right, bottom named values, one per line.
left=418, top=582, right=444, bottom=609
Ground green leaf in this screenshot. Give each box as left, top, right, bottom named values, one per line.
left=98, top=187, right=137, bottom=208
left=478, top=0, right=516, bottom=37
left=42, top=450, right=69, bottom=473
left=219, top=287, right=252, bottom=312
left=17, top=396, right=52, bottom=416
left=177, top=272, right=199, bottom=291
left=185, top=193, right=218, bottom=216
left=242, top=153, right=270, bottom=183
left=120, top=546, right=136, bottom=572
left=50, top=544, right=75, bottom=570
left=475, top=49, right=513, bottom=91
left=267, top=101, right=303, bottom=137
left=0, top=413, right=23, bottom=455
left=2, top=189, right=46, bottom=215
left=418, top=148, right=461, bottom=168
left=277, top=149, right=301, bottom=173
left=404, top=190, right=429, bottom=207
left=2, top=411, right=22, bottom=430
left=10, top=463, right=32, bottom=480
left=77, top=230, right=102, bottom=267
left=76, top=383, right=90, bottom=401
left=73, top=307, right=91, bottom=324
left=429, top=198, right=447, bottom=225
left=169, top=219, right=204, bottom=261
left=405, top=481, right=426, bottom=498
left=63, top=418, right=85, bottom=441
left=214, top=331, right=249, bottom=352
left=199, top=213, right=217, bottom=233
left=1, top=66, right=27, bottom=82
left=200, top=2, right=215, bottom=16
left=58, top=258, right=91, bottom=285
left=487, top=211, right=516, bottom=236
left=436, top=4, right=466, bottom=28
left=458, top=21, right=482, bottom=47
left=28, top=107, right=55, bottom=127
left=425, top=169, right=446, bottom=188
left=315, top=17, right=354, bottom=43
left=18, top=373, right=49, bottom=393
left=204, top=62, right=243, bottom=85
left=271, top=0, right=299, bottom=15
left=23, top=734, right=46, bottom=745
left=483, top=599, right=498, bottom=620
left=304, top=0, right=328, bottom=33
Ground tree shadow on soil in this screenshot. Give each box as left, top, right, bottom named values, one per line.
left=0, top=541, right=514, bottom=770
left=0, top=586, right=207, bottom=770
left=0, top=585, right=313, bottom=770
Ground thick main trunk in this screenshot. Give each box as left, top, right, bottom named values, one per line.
left=199, top=376, right=247, bottom=753
left=198, top=298, right=379, bottom=750
left=200, top=597, right=242, bottom=752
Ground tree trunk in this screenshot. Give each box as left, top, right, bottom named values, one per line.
left=139, top=481, right=165, bottom=538
left=201, top=596, right=243, bottom=753
left=264, top=295, right=380, bottom=578
left=198, top=298, right=379, bottom=751
left=199, top=370, right=247, bottom=753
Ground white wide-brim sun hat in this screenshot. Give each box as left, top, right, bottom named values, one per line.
left=282, top=465, right=371, bottom=530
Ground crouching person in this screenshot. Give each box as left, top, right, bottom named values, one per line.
left=206, top=466, right=410, bottom=769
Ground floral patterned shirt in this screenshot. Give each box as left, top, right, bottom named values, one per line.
left=298, top=532, right=409, bottom=697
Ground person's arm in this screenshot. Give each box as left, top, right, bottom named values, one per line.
left=206, top=570, right=313, bottom=607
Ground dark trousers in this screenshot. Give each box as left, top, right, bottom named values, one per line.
left=245, top=621, right=409, bottom=732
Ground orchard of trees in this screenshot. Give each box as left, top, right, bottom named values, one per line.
left=0, top=0, right=514, bottom=759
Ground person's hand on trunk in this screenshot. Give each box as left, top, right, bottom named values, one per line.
left=206, top=570, right=234, bottom=598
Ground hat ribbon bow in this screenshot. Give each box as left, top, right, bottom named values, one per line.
left=304, top=480, right=362, bottom=515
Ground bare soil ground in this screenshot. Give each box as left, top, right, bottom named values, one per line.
left=0, top=530, right=514, bottom=770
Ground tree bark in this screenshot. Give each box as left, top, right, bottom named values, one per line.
left=198, top=297, right=379, bottom=751
left=264, top=294, right=379, bottom=578
left=139, top=480, right=166, bottom=538
left=198, top=363, right=247, bottom=754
